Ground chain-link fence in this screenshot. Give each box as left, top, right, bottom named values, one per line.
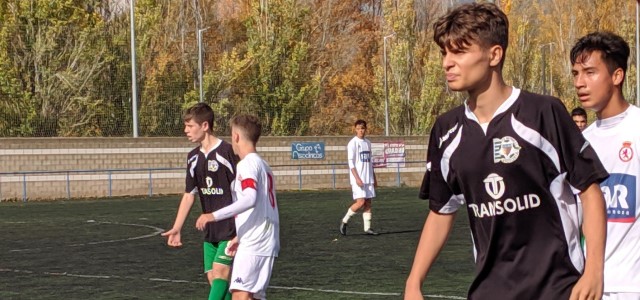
left=1, top=0, right=638, bottom=137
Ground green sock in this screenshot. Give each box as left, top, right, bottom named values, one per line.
left=224, top=289, right=232, bottom=300
left=209, top=278, right=229, bottom=300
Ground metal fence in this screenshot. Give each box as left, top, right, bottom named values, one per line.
left=0, top=161, right=426, bottom=202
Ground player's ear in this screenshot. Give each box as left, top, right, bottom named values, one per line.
left=201, top=121, right=210, bottom=132
left=232, top=130, right=239, bottom=143
left=612, top=67, right=624, bottom=86
left=489, top=45, right=503, bottom=67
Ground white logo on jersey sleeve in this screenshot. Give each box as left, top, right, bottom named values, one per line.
left=438, top=123, right=459, bottom=148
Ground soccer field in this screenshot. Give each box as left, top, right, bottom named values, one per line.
left=0, top=188, right=473, bottom=299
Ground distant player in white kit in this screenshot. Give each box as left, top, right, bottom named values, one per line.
left=196, top=114, right=280, bottom=300
left=340, top=119, right=378, bottom=236
left=571, top=31, right=640, bottom=300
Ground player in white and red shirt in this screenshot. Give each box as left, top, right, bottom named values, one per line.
left=196, top=114, right=279, bottom=300
left=572, top=31, right=640, bottom=300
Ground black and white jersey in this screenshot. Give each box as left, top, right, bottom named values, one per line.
left=186, top=139, right=239, bottom=243
left=419, top=88, right=608, bottom=300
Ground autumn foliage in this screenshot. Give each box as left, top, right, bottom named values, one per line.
left=0, top=0, right=637, bottom=136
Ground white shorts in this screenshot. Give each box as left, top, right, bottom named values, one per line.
left=352, top=184, right=375, bottom=200
left=603, top=292, right=640, bottom=300
left=229, top=252, right=276, bottom=300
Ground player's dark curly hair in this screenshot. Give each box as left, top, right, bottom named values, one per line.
left=433, top=2, right=509, bottom=67
left=570, top=31, right=630, bottom=86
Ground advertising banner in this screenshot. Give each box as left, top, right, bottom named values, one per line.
left=291, top=142, right=325, bottom=159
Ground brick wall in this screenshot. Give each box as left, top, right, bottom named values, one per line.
left=0, top=136, right=428, bottom=201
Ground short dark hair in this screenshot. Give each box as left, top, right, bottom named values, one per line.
left=354, top=119, right=367, bottom=128
left=230, top=114, right=262, bottom=144
left=571, top=107, right=587, bottom=117
left=183, top=103, right=214, bottom=131
left=570, top=31, right=630, bottom=86
left=433, top=2, right=509, bottom=66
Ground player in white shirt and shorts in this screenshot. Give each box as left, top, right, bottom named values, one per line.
left=196, top=115, right=280, bottom=300
left=571, top=31, right=640, bottom=300
left=340, top=119, right=378, bottom=236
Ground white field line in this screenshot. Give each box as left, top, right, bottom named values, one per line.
left=3, top=220, right=463, bottom=299
left=0, top=268, right=464, bottom=299
left=8, top=221, right=164, bottom=252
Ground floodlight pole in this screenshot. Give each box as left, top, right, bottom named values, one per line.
left=540, top=43, right=555, bottom=95
left=383, top=33, right=395, bottom=136
left=198, top=27, right=210, bottom=103
left=129, top=0, right=139, bottom=137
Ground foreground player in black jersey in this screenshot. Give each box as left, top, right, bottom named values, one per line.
left=404, top=3, right=608, bottom=300
left=162, top=103, right=239, bottom=300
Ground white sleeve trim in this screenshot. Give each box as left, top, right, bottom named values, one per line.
left=438, top=194, right=465, bottom=214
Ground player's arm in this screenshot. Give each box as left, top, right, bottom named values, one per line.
left=195, top=178, right=258, bottom=230
left=537, top=100, right=606, bottom=299
left=161, top=192, right=195, bottom=247
left=570, top=183, right=605, bottom=300
left=406, top=120, right=460, bottom=299
left=369, top=140, right=377, bottom=187
left=350, top=168, right=363, bottom=186
left=404, top=211, right=456, bottom=300
left=347, top=141, right=363, bottom=187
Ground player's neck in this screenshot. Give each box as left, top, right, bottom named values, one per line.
left=596, top=91, right=629, bottom=120
left=467, top=76, right=511, bottom=124
left=199, top=134, right=220, bottom=153
left=237, top=143, right=257, bottom=160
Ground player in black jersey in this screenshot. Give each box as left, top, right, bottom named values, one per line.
left=162, top=103, right=239, bottom=300
left=404, top=3, right=608, bottom=300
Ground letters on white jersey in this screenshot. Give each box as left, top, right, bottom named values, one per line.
left=602, top=173, right=636, bottom=223
left=583, top=105, right=640, bottom=292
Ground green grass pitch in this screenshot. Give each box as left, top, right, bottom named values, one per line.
left=0, top=188, right=473, bottom=299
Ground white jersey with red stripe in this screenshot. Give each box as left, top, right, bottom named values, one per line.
left=233, top=153, right=280, bottom=257
left=583, top=105, right=640, bottom=293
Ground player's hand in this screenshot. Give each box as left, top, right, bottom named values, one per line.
left=161, top=228, right=183, bottom=247
left=569, top=270, right=603, bottom=300
left=356, top=178, right=364, bottom=187
left=225, top=237, right=238, bottom=257
left=195, top=213, right=214, bottom=231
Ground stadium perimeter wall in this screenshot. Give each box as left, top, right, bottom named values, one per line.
left=0, top=136, right=428, bottom=201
